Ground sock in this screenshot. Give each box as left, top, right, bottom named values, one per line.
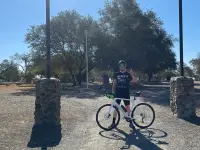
left=113, top=118, right=116, bottom=123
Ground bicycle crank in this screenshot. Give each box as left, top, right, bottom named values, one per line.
left=124, top=116, right=135, bottom=122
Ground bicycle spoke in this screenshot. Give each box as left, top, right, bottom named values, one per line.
left=96, top=104, right=120, bottom=131
left=131, top=103, right=155, bottom=129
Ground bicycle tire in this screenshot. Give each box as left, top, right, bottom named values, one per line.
left=96, top=104, right=120, bottom=131
left=131, top=103, right=155, bottom=129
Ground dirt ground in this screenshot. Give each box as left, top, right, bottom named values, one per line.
left=0, top=84, right=34, bottom=94
left=0, top=82, right=200, bottom=150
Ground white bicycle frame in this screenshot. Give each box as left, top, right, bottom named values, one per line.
left=106, top=97, right=136, bottom=120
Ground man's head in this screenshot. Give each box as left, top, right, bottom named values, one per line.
left=118, top=60, right=126, bottom=72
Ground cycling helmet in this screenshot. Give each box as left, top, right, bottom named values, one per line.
left=118, top=60, right=126, bottom=66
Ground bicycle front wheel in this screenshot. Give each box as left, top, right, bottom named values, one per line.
left=96, top=104, right=120, bottom=131
left=131, top=103, right=155, bottom=129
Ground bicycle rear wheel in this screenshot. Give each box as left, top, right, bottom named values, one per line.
left=131, top=103, right=155, bottom=129
left=96, top=104, right=120, bottom=131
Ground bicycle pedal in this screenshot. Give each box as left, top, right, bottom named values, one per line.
left=124, top=116, right=129, bottom=119
left=124, top=117, right=133, bottom=122
left=128, top=118, right=135, bottom=121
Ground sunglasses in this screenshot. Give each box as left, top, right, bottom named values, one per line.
left=119, top=63, right=126, bottom=68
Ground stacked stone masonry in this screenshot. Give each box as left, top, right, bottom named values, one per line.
left=170, top=76, right=196, bottom=118
left=34, top=78, right=61, bottom=125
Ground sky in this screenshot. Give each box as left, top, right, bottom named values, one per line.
left=0, top=0, right=199, bottom=66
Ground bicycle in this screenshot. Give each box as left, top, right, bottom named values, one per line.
left=96, top=91, right=155, bottom=131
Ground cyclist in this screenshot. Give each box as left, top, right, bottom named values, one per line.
left=110, top=60, right=136, bottom=129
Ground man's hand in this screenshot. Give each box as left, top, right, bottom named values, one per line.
left=112, top=79, right=117, bottom=93
left=130, top=68, right=136, bottom=83
left=130, top=68, right=134, bottom=76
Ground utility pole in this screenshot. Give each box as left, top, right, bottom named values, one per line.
left=179, top=0, right=184, bottom=76
left=85, top=30, right=89, bottom=88
left=46, top=0, right=51, bottom=79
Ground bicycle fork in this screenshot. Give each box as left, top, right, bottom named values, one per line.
left=105, top=103, right=120, bottom=119
left=105, top=104, right=114, bottom=119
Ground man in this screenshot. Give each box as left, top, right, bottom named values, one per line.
left=111, top=60, right=136, bottom=129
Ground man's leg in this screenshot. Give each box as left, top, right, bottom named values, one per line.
left=124, top=97, right=131, bottom=116
left=113, top=99, right=121, bottom=123
left=109, top=99, right=120, bottom=128
left=124, top=99, right=135, bottom=129
left=125, top=105, right=131, bottom=116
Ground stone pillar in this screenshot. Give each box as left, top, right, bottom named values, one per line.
left=170, top=76, right=196, bottom=118
left=34, top=78, right=61, bottom=125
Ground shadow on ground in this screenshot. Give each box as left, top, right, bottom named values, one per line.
left=139, top=83, right=200, bottom=108
left=11, top=88, right=36, bottom=96
left=142, top=82, right=170, bottom=86
left=138, top=86, right=170, bottom=106
left=27, top=123, right=62, bottom=149
left=184, top=115, right=200, bottom=126
left=99, top=128, right=168, bottom=150
left=9, top=83, right=163, bottom=100
left=10, top=87, right=104, bottom=99
left=10, top=83, right=105, bottom=99
left=9, top=82, right=200, bottom=107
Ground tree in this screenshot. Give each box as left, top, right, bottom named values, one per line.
left=25, top=10, right=103, bottom=85
left=29, top=51, right=46, bottom=76
left=24, top=1, right=177, bottom=84
left=10, top=52, right=31, bottom=74
left=97, top=0, right=143, bottom=70
left=184, top=66, right=194, bottom=77
left=190, top=53, right=200, bottom=75
left=161, top=70, right=176, bottom=81
left=97, top=0, right=177, bottom=81
left=176, top=62, right=194, bottom=77
left=0, top=59, right=20, bottom=82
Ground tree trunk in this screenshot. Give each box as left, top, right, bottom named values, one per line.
left=25, top=60, right=28, bottom=74
left=102, top=73, right=109, bottom=89
left=72, top=75, right=76, bottom=86
left=68, top=68, right=76, bottom=86
left=81, top=65, right=96, bottom=81
left=148, top=73, right=153, bottom=82
left=77, top=71, right=82, bottom=86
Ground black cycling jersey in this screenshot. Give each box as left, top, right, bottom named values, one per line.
left=114, top=71, right=132, bottom=99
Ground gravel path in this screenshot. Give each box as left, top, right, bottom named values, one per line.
left=0, top=84, right=200, bottom=150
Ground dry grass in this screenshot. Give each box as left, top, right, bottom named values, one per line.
left=0, top=84, right=35, bottom=94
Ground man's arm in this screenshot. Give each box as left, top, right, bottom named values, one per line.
left=112, top=79, right=117, bottom=93
left=129, top=69, right=136, bottom=84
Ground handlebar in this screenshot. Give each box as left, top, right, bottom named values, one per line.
left=105, top=91, right=141, bottom=99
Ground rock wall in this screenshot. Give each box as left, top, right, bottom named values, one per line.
left=34, top=78, right=61, bottom=125
left=170, top=76, right=196, bottom=118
